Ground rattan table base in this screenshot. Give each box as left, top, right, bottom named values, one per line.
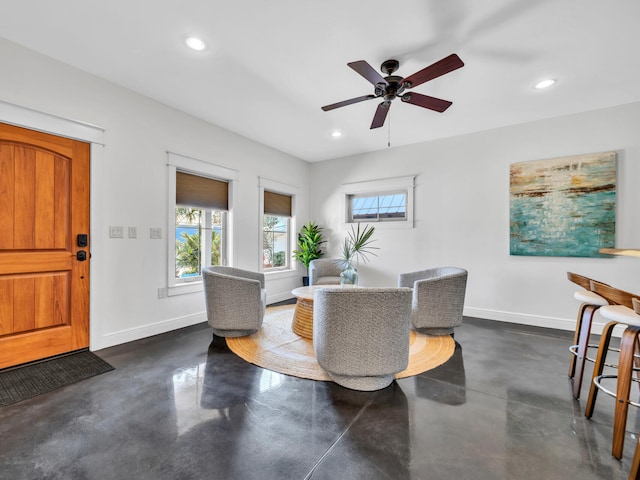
left=291, top=297, right=314, bottom=339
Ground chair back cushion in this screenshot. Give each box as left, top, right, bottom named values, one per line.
left=309, top=258, right=344, bottom=286
left=203, top=266, right=266, bottom=336
left=313, top=287, right=412, bottom=377
left=398, top=267, right=468, bottom=333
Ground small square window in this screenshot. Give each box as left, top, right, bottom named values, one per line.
left=349, top=191, right=407, bottom=222
left=342, top=176, right=414, bottom=227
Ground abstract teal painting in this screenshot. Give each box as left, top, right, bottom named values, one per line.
left=510, top=152, right=616, bottom=257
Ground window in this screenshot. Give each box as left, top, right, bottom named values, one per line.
left=263, top=215, right=288, bottom=269
left=263, top=190, right=291, bottom=271
left=342, top=176, right=415, bottom=227
left=175, top=206, right=224, bottom=279
left=167, top=152, right=238, bottom=295
left=259, top=177, right=298, bottom=275
left=174, top=172, right=228, bottom=283
left=349, top=192, right=407, bottom=221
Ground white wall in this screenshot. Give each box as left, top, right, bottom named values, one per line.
left=0, top=38, right=310, bottom=350
left=310, top=102, right=640, bottom=334
left=2, top=34, right=638, bottom=349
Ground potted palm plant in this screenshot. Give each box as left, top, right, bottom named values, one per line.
left=340, top=223, right=378, bottom=286
left=292, top=221, right=326, bottom=286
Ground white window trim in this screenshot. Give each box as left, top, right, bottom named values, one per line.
left=167, top=151, right=238, bottom=296
left=259, top=177, right=299, bottom=278
left=341, top=175, right=415, bottom=229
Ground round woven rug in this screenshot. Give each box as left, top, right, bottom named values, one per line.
left=226, top=305, right=455, bottom=381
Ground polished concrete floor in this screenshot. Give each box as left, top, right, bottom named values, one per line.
left=1, top=308, right=639, bottom=480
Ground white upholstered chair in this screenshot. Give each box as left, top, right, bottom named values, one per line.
left=202, top=266, right=267, bottom=337
left=398, top=267, right=468, bottom=335
left=313, top=287, right=412, bottom=391
left=309, top=258, right=343, bottom=286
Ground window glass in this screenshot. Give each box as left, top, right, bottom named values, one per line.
left=263, top=215, right=289, bottom=269
left=350, top=192, right=406, bottom=221
left=175, top=207, right=225, bottom=281
left=175, top=207, right=202, bottom=278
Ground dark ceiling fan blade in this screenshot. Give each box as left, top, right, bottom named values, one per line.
left=402, top=54, right=464, bottom=88
left=348, top=60, right=389, bottom=86
left=370, top=102, right=390, bottom=129
left=401, top=92, right=453, bottom=112
left=321, top=95, right=376, bottom=111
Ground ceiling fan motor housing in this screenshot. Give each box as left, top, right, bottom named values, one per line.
left=381, top=75, right=405, bottom=102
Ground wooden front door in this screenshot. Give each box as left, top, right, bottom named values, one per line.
left=0, top=123, right=90, bottom=369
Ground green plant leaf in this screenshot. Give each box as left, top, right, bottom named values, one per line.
left=292, top=221, right=325, bottom=269
left=341, top=223, right=378, bottom=266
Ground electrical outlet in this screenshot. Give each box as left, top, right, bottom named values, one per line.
left=128, top=226, right=137, bottom=239
left=150, top=227, right=162, bottom=239
left=109, top=226, right=124, bottom=238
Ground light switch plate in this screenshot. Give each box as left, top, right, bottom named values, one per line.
left=150, top=227, right=162, bottom=239
left=128, top=226, right=137, bottom=239
left=109, top=226, right=124, bottom=238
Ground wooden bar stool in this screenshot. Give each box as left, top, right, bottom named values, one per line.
left=630, top=441, right=640, bottom=480
left=567, top=272, right=610, bottom=398
left=629, top=298, right=640, bottom=480
left=584, top=282, right=640, bottom=460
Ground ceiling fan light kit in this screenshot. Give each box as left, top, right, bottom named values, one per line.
left=322, top=53, right=464, bottom=130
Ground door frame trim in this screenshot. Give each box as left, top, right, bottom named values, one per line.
left=1, top=100, right=105, bottom=351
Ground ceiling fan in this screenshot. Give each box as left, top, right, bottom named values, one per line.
left=321, top=53, right=464, bottom=129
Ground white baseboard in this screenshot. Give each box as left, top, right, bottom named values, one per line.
left=267, top=292, right=295, bottom=304
left=464, top=307, right=624, bottom=337
left=91, top=294, right=296, bottom=352
left=91, top=304, right=623, bottom=352
left=92, top=311, right=207, bottom=351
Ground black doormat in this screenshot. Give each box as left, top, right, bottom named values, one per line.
left=0, top=350, right=114, bottom=407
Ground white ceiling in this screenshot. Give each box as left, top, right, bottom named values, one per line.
left=1, top=0, right=639, bottom=162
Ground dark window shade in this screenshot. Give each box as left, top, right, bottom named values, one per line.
left=264, top=191, right=292, bottom=217
left=176, top=171, right=228, bottom=210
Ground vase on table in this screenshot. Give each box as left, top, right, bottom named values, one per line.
left=340, top=263, right=358, bottom=287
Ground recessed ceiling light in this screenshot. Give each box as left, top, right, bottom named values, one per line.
left=534, top=78, right=556, bottom=89
left=331, top=131, right=343, bottom=138
left=185, top=37, right=206, bottom=51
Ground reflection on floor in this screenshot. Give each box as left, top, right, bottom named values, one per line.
left=0, top=311, right=637, bottom=479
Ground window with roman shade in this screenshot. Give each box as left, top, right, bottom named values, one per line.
left=263, top=190, right=292, bottom=270
left=167, top=152, right=238, bottom=295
